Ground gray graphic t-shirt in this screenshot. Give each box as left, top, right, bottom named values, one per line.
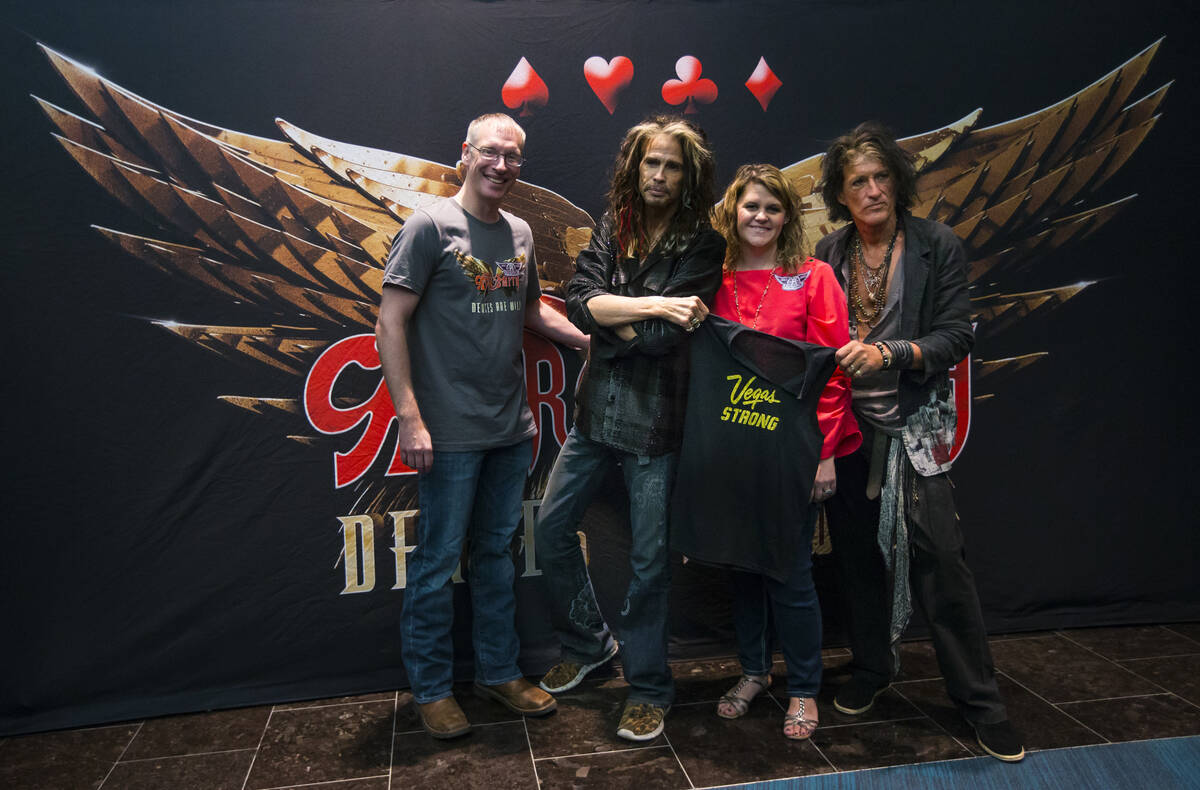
left=382, top=198, right=541, bottom=450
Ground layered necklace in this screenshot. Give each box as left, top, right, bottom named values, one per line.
left=645, top=226, right=666, bottom=254
left=732, top=265, right=776, bottom=330
left=848, top=222, right=900, bottom=328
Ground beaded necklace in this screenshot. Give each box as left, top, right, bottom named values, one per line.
left=732, top=266, right=776, bottom=330
left=848, top=223, right=900, bottom=328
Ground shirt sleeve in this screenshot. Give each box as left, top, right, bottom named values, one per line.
left=805, top=260, right=862, bottom=459
left=565, top=218, right=626, bottom=347
left=910, top=223, right=974, bottom=382
left=382, top=209, right=439, bottom=295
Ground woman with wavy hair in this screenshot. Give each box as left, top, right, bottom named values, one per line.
left=706, top=164, right=861, bottom=739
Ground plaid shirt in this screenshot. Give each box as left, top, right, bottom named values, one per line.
left=565, top=215, right=725, bottom=456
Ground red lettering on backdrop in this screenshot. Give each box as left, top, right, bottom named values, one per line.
left=523, top=330, right=569, bottom=471
left=947, top=352, right=972, bottom=464
left=303, top=322, right=574, bottom=488
left=303, top=334, right=413, bottom=488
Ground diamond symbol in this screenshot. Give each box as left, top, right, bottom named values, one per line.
left=744, top=57, right=782, bottom=111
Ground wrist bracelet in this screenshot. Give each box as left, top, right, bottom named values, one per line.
left=874, top=341, right=891, bottom=370
left=883, top=339, right=914, bottom=369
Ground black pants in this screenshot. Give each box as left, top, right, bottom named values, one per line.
left=825, top=430, right=1008, bottom=725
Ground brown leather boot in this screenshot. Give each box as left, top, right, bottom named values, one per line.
left=474, top=678, right=557, bottom=716
left=416, top=696, right=471, bottom=739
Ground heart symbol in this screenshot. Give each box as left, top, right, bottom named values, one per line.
left=502, top=57, right=549, bottom=117
left=661, top=55, right=718, bottom=114
left=584, top=56, right=634, bottom=114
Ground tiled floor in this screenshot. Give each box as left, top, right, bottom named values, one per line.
left=3, top=623, right=1199, bottom=789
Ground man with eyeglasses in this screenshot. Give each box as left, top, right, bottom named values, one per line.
left=534, top=116, right=725, bottom=741
left=376, top=113, right=588, bottom=739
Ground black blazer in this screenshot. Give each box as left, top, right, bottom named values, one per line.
left=814, top=213, right=974, bottom=419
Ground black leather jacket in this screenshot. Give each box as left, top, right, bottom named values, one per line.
left=566, top=215, right=725, bottom=455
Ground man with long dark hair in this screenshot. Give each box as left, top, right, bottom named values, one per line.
left=816, top=121, right=1024, bottom=761
left=535, top=116, right=725, bottom=741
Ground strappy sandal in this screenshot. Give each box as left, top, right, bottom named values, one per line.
left=783, top=698, right=818, bottom=740
left=716, top=674, right=771, bottom=719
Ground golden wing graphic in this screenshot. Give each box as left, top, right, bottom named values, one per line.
left=32, top=39, right=1167, bottom=508
left=31, top=42, right=593, bottom=511
left=781, top=40, right=1166, bottom=398
left=454, top=251, right=496, bottom=296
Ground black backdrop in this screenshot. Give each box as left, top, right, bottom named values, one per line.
left=2, top=0, right=1198, bottom=736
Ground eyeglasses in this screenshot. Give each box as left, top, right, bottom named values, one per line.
left=466, top=142, right=526, bottom=168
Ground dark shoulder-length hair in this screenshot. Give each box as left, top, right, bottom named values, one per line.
left=605, top=115, right=716, bottom=259
left=819, top=121, right=918, bottom=224
left=712, top=163, right=808, bottom=274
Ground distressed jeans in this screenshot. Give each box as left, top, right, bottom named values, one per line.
left=535, top=428, right=675, bottom=706
left=400, top=439, right=533, bottom=704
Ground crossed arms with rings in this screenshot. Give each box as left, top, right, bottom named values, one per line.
left=585, top=293, right=709, bottom=342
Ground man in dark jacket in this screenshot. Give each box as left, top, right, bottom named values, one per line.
left=815, top=122, right=1024, bottom=762
left=535, top=116, right=725, bottom=742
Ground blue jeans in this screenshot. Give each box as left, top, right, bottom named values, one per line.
left=400, top=439, right=533, bottom=704
left=534, top=428, right=675, bottom=706
left=729, top=505, right=822, bottom=698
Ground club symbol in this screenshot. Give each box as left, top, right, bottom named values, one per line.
left=661, top=55, right=717, bottom=114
